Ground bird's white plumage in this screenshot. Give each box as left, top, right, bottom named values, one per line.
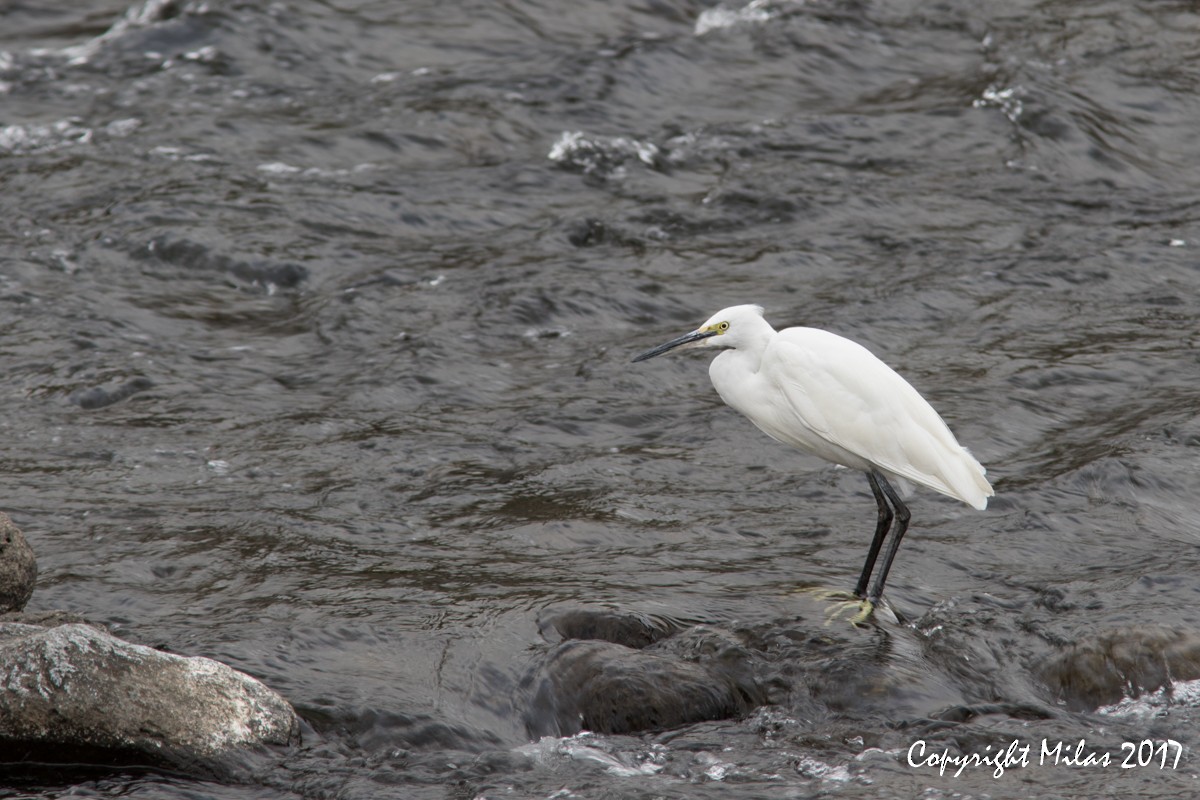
left=694, top=305, right=991, bottom=509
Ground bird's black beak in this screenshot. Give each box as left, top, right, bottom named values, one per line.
left=632, top=329, right=718, bottom=362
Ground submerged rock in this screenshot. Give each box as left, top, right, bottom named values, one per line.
left=0, top=622, right=301, bottom=771
left=1037, top=625, right=1200, bottom=710
left=0, top=513, right=36, bottom=613
left=68, top=376, right=154, bottom=410
left=525, top=610, right=765, bottom=737
left=537, top=606, right=685, bottom=649
left=132, top=235, right=308, bottom=290
left=523, top=600, right=985, bottom=739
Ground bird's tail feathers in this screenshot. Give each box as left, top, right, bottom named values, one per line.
left=948, top=447, right=993, bottom=510
left=883, top=446, right=992, bottom=510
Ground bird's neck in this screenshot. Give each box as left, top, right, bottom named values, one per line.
left=709, top=347, right=765, bottom=419
left=708, top=317, right=776, bottom=411
left=736, top=316, right=776, bottom=369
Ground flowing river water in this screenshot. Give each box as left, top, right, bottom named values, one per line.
left=2, top=1, right=1200, bottom=797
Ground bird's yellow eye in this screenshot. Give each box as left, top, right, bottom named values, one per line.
left=716, top=321, right=730, bottom=333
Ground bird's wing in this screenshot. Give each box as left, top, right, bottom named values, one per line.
left=761, top=328, right=990, bottom=508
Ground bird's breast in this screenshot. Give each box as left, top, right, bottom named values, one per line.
left=708, top=346, right=876, bottom=471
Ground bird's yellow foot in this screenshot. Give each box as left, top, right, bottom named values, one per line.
left=830, top=597, right=875, bottom=627
left=795, top=588, right=876, bottom=627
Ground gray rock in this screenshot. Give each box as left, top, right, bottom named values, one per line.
left=0, top=513, right=36, bottom=612
left=1037, top=625, right=1200, bottom=710
left=537, top=606, right=685, bottom=648
left=68, top=376, right=154, bottom=410
left=524, top=627, right=765, bottom=737
left=0, top=622, right=301, bottom=771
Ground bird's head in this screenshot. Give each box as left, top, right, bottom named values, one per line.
left=632, top=304, right=767, bottom=362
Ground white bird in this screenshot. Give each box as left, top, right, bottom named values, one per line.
left=632, top=304, right=992, bottom=617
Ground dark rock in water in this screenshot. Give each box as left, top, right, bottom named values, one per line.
left=564, top=218, right=643, bottom=249
left=227, top=259, right=308, bottom=289
left=527, top=598, right=1032, bottom=740
left=524, top=622, right=765, bottom=737
left=68, top=376, right=154, bottom=410
left=1036, top=625, right=1200, bottom=710
left=132, top=235, right=308, bottom=290
left=0, top=513, right=36, bottom=613
left=537, top=606, right=685, bottom=649
left=0, top=622, right=301, bottom=773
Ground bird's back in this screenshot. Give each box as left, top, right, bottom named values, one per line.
left=712, top=326, right=992, bottom=509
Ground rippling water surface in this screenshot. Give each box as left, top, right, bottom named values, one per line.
left=2, top=0, right=1200, bottom=797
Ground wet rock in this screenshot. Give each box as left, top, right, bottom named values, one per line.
left=537, top=606, right=685, bottom=649
left=564, top=218, right=642, bottom=249
left=133, top=235, right=308, bottom=290
left=524, top=623, right=764, bottom=737
left=0, top=513, right=36, bottom=612
left=69, top=376, right=154, bottom=410
left=525, top=599, right=1007, bottom=740
left=0, top=622, right=301, bottom=772
left=566, top=217, right=613, bottom=247
left=1036, top=625, right=1200, bottom=710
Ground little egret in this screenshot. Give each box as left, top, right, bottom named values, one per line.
left=632, top=304, right=992, bottom=618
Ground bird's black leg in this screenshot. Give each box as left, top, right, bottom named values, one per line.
left=865, top=472, right=911, bottom=604
left=853, top=470, right=894, bottom=599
